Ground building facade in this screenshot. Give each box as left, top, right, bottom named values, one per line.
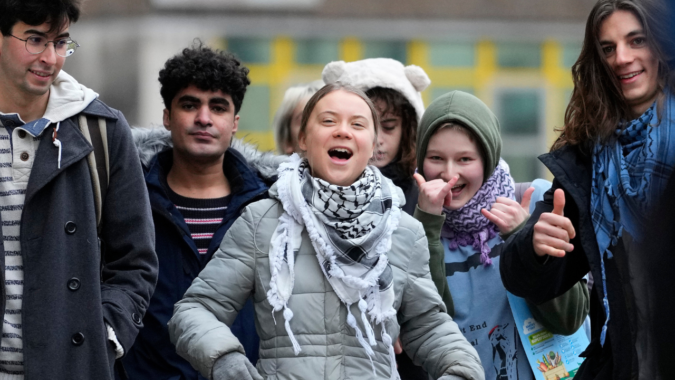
left=65, top=0, right=595, bottom=181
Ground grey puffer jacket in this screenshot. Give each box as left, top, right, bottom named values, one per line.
left=168, top=184, right=484, bottom=380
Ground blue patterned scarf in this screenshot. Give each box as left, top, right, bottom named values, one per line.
left=591, top=92, right=675, bottom=346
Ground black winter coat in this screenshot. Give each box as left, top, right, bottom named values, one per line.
left=379, top=161, right=419, bottom=216
left=379, top=161, right=425, bottom=380
left=0, top=100, right=158, bottom=379
left=499, top=144, right=636, bottom=380
left=123, top=147, right=269, bottom=380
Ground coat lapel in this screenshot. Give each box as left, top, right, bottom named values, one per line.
left=540, top=147, right=592, bottom=209
left=25, top=117, right=93, bottom=204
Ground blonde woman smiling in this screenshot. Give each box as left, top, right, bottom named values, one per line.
left=168, top=83, right=484, bottom=380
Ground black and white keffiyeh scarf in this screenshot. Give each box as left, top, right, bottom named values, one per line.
left=268, top=154, right=401, bottom=378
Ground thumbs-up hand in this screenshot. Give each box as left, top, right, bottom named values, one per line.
left=414, top=173, right=457, bottom=215
left=532, top=189, right=576, bottom=257
left=551, top=187, right=565, bottom=216
left=481, top=186, right=535, bottom=235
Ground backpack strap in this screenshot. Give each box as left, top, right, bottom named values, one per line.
left=78, top=114, right=109, bottom=234
left=89, top=116, right=109, bottom=200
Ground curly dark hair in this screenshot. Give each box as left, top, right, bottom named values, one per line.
left=0, top=0, right=80, bottom=36
left=159, top=41, right=251, bottom=113
left=365, top=87, right=418, bottom=177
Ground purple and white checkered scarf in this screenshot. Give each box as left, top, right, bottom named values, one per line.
left=441, top=160, right=515, bottom=266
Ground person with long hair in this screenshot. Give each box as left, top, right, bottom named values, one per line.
left=168, top=83, right=484, bottom=380
left=499, top=0, right=675, bottom=379
left=272, top=80, right=324, bottom=154
left=367, top=86, right=420, bottom=214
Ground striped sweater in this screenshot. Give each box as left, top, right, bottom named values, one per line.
left=166, top=186, right=230, bottom=260
left=0, top=124, right=40, bottom=379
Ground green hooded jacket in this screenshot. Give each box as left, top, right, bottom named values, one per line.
left=414, top=91, right=589, bottom=335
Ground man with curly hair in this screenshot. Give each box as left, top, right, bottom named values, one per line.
left=122, top=43, right=269, bottom=380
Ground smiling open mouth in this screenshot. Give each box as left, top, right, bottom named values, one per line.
left=451, top=183, right=465, bottom=194
left=328, top=148, right=353, bottom=160
left=29, top=69, right=51, bottom=78
left=619, top=70, right=644, bottom=80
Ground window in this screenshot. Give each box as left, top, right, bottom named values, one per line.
left=499, top=91, right=540, bottom=135
left=501, top=155, right=540, bottom=185
left=429, top=42, right=475, bottom=67
left=226, top=38, right=271, bottom=64
left=496, top=89, right=546, bottom=182
left=237, top=85, right=270, bottom=132
left=497, top=42, right=541, bottom=68
left=562, top=43, right=582, bottom=68
left=295, top=39, right=340, bottom=65
left=362, top=41, right=407, bottom=63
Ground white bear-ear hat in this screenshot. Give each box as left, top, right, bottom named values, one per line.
left=321, top=58, right=431, bottom=122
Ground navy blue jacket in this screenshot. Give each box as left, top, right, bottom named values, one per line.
left=123, top=147, right=268, bottom=380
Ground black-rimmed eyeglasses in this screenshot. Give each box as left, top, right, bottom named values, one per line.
left=7, top=34, right=79, bottom=58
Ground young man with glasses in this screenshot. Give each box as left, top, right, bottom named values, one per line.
left=0, top=1, right=157, bottom=379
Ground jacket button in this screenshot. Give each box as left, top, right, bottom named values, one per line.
left=132, top=312, right=142, bottom=325
left=18, top=130, right=27, bottom=139
left=71, top=332, right=85, bottom=346
left=67, top=277, right=80, bottom=291
left=65, top=221, right=77, bottom=234
left=4, top=120, right=14, bottom=127
left=20, top=152, right=29, bottom=161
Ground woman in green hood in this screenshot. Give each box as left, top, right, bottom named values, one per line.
left=412, top=91, right=590, bottom=380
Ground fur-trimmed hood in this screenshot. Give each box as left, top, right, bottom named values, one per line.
left=131, top=127, right=288, bottom=180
